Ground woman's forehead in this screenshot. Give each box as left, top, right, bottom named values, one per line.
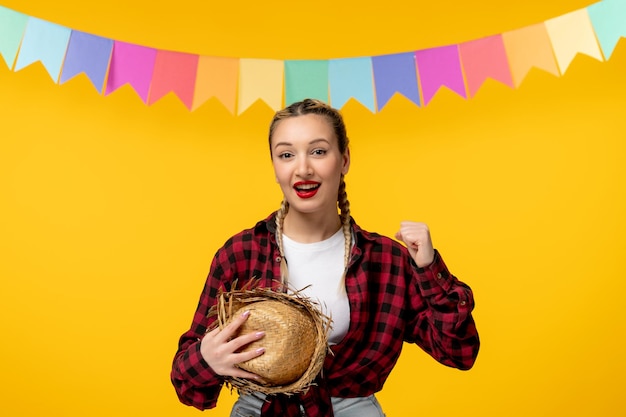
left=271, top=114, right=337, bottom=144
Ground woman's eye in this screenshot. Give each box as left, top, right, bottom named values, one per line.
left=279, top=152, right=293, bottom=159
left=312, top=149, right=327, bottom=156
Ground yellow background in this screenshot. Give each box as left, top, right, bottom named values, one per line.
left=1, top=0, right=625, bottom=416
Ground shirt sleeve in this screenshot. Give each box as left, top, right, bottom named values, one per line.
left=405, top=249, right=480, bottom=370
left=170, top=249, right=231, bottom=410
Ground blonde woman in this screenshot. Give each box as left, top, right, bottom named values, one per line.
left=171, top=99, right=480, bottom=416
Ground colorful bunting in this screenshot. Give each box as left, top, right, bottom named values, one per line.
left=415, top=45, right=466, bottom=105
left=60, top=31, right=113, bottom=93
left=14, top=18, right=71, bottom=82
left=545, top=9, right=604, bottom=74
left=148, top=50, right=199, bottom=109
left=459, top=35, right=514, bottom=97
left=0, top=1, right=623, bottom=113
left=105, top=41, right=157, bottom=103
left=329, top=57, right=376, bottom=112
left=372, top=52, right=420, bottom=110
left=285, top=60, right=329, bottom=106
left=502, top=23, right=559, bottom=87
left=0, top=5, right=27, bottom=69
left=588, top=0, right=626, bottom=59
left=193, top=56, right=239, bottom=113
left=238, top=58, right=283, bottom=114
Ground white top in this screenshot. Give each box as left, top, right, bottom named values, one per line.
left=282, top=228, right=350, bottom=345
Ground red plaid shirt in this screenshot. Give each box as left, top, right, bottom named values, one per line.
left=171, top=213, right=479, bottom=416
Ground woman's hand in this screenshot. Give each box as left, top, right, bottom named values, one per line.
left=200, top=310, right=266, bottom=381
left=395, top=221, right=435, bottom=268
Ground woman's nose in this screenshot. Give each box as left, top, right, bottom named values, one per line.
left=296, top=159, right=313, bottom=177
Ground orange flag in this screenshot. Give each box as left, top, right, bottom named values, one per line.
left=193, top=56, right=239, bottom=113
left=502, top=23, right=560, bottom=87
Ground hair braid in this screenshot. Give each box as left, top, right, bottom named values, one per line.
left=275, top=199, right=290, bottom=288
left=338, top=176, right=352, bottom=269
left=337, top=176, right=352, bottom=292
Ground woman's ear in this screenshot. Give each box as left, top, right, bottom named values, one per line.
left=341, top=148, right=351, bottom=176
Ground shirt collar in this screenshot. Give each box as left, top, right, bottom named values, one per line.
left=255, top=211, right=378, bottom=246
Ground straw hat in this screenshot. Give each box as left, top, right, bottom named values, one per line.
left=215, top=282, right=331, bottom=395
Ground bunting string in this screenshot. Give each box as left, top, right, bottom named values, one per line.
left=1, top=1, right=625, bottom=114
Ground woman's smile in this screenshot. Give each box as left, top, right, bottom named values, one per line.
left=293, top=181, right=321, bottom=199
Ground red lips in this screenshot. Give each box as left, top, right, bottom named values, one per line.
left=293, top=181, right=320, bottom=199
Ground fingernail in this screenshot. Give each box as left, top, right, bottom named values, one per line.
left=256, top=347, right=265, bottom=354
left=241, top=310, right=250, bottom=318
left=255, top=331, right=265, bottom=338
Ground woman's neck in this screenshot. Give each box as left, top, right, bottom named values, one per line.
left=282, top=210, right=341, bottom=243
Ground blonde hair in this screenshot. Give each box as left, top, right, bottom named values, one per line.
left=269, top=99, right=352, bottom=289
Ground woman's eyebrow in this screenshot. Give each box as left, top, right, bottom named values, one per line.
left=274, top=138, right=330, bottom=148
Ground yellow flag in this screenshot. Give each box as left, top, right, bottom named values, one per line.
left=238, top=58, right=284, bottom=114
left=545, top=8, right=603, bottom=74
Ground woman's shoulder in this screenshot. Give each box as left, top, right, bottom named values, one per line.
left=352, top=219, right=408, bottom=254
left=219, top=212, right=276, bottom=249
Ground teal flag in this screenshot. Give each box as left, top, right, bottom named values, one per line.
left=0, top=6, right=28, bottom=68
left=285, top=60, right=329, bottom=105
left=588, top=0, right=626, bottom=59
left=14, top=18, right=71, bottom=82
left=329, top=57, right=376, bottom=112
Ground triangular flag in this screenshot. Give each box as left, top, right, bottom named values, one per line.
left=0, top=6, right=28, bottom=69
left=59, top=31, right=113, bottom=93
left=193, top=56, right=238, bottom=113
left=415, top=45, right=466, bottom=105
left=502, top=23, right=560, bottom=86
left=459, top=34, right=514, bottom=97
left=328, top=57, right=376, bottom=112
left=14, top=17, right=71, bottom=82
left=148, top=50, right=199, bottom=110
left=105, top=41, right=157, bottom=103
left=284, top=60, right=329, bottom=105
left=588, top=0, right=626, bottom=59
left=545, top=8, right=603, bottom=73
left=238, top=58, right=283, bottom=114
left=372, top=52, right=420, bottom=111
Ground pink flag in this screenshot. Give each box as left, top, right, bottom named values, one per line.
left=415, top=45, right=466, bottom=105
left=459, top=35, right=514, bottom=97
left=148, top=50, right=199, bottom=109
left=105, top=41, right=157, bottom=103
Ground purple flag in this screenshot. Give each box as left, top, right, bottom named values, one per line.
left=415, top=45, right=466, bottom=105
left=105, top=41, right=157, bottom=102
left=60, top=31, right=113, bottom=93
left=372, top=52, right=420, bottom=110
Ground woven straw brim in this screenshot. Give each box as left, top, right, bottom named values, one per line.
left=215, top=283, right=331, bottom=396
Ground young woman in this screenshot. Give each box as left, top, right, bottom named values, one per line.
left=171, top=99, right=480, bottom=416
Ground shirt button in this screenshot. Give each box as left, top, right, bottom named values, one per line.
left=436, top=272, right=443, bottom=279
left=275, top=256, right=282, bottom=263
left=459, top=300, right=467, bottom=306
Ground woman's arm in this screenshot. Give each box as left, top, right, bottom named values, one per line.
left=396, top=221, right=479, bottom=370
left=405, top=249, right=480, bottom=370
left=170, top=271, right=224, bottom=410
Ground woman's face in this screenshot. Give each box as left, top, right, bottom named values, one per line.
left=270, top=114, right=350, bottom=216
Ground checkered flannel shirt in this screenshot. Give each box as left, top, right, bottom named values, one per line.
left=171, top=213, right=479, bottom=416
